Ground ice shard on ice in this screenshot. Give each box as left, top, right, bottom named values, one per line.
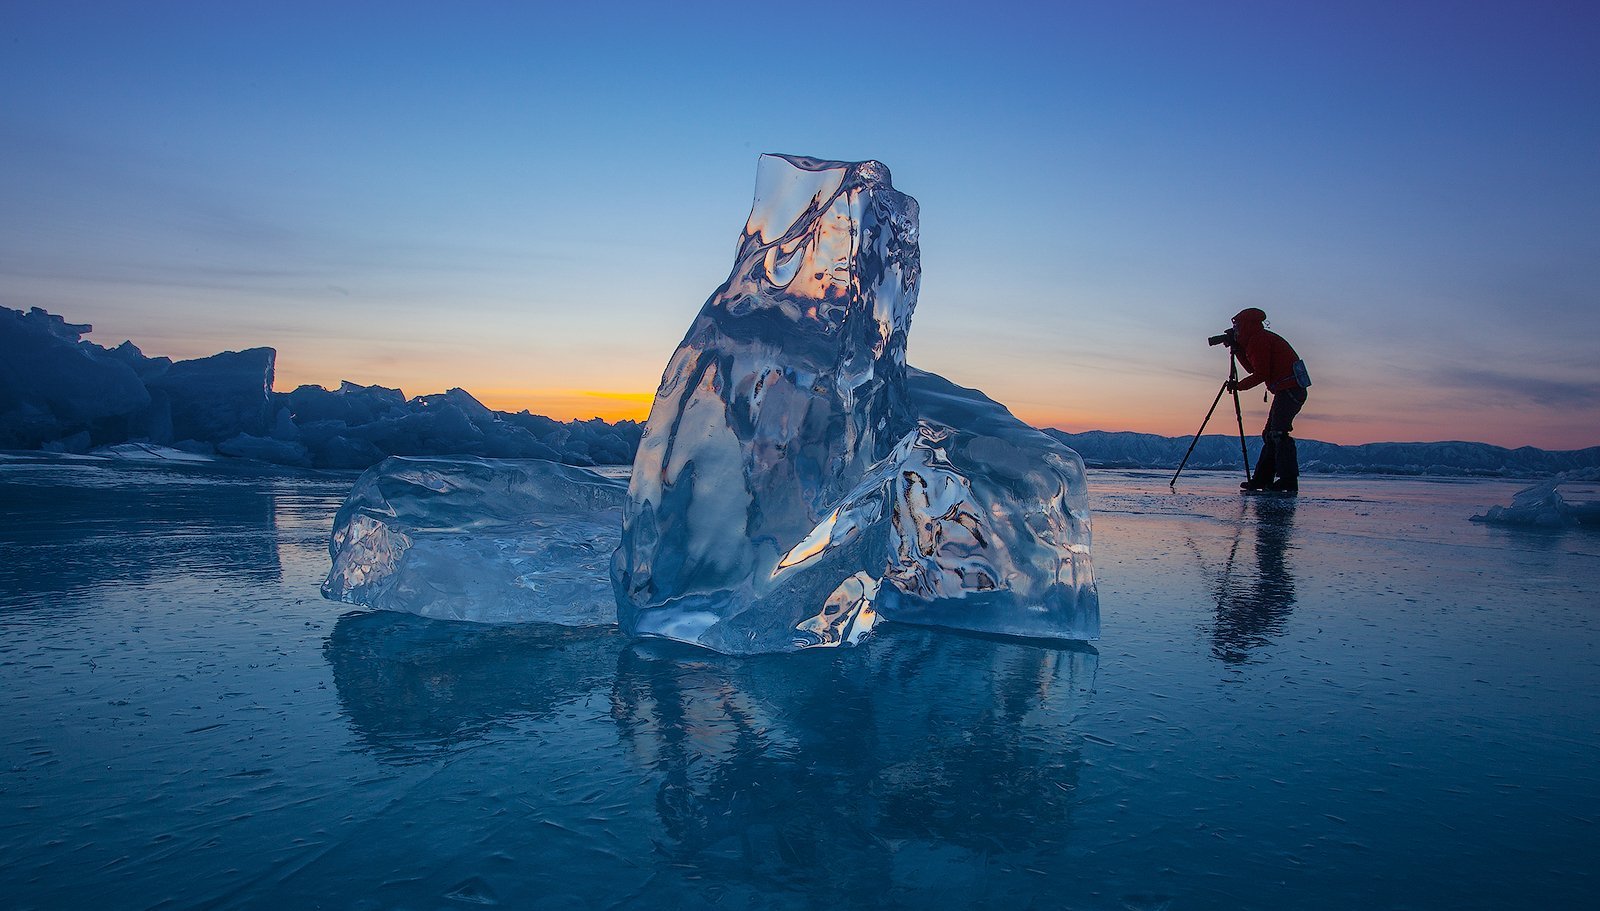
left=324, top=456, right=626, bottom=624
left=612, top=154, right=1097, bottom=654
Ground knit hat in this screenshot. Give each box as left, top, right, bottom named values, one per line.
left=1232, top=307, right=1266, bottom=329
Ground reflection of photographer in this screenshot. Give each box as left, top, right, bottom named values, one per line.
left=1219, top=308, right=1310, bottom=493
left=1211, top=496, right=1298, bottom=663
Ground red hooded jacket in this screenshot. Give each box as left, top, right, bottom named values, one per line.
left=1231, top=308, right=1301, bottom=394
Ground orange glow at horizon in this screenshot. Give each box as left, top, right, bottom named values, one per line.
left=473, top=389, right=655, bottom=423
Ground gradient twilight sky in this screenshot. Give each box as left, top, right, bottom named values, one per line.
left=3, top=1, right=1597, bottom=449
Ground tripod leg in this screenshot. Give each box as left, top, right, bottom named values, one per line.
left=1171, top=380, right=1230, bottom=488
left=1230, top=357, right=1252, bottom=484
left=1232, top=386, right=1252, bottom=483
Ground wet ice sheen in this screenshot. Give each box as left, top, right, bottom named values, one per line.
left=4, top=459, right=1598, bottom=910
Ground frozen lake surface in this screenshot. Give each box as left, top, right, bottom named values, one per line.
left=2, top=456, right=1596, bottom=909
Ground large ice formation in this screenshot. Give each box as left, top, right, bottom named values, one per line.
left=324, top=457, right=626, bottom=624
left=318, top=154, right=1097, bottom=648
left=612, top=154, right=1096, bottom=654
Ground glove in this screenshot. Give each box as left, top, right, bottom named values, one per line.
left=1224, top=379, right=1238, bottom=393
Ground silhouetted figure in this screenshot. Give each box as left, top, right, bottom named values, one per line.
left=1225, top=308, right=1309, bottom=493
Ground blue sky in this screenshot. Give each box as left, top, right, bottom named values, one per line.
left=2, top=0, right=1596, bottom=448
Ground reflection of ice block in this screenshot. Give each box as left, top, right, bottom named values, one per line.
left=611, top=628, right=1098, bottom=877
left=324, top=456, right=625, bottom=624
left=613, top=154, right=1097, bottom=654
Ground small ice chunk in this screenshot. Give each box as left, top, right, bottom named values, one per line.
left=324, top=456, right=626, bottom=624
left=1472, top=468, right=1600, bottom=528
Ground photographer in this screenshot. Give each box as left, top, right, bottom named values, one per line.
left=1222, top=308, right=1309, bottom=493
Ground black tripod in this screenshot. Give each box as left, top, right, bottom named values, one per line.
left=1170, top=353, right=1253, bottom=489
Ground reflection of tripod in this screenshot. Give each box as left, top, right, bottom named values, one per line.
left=1170, top=353, right=1252, bottom=489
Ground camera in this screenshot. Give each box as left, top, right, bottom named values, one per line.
left=1207, top=328, right=1237, bottom=347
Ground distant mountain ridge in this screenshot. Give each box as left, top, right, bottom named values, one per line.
left=1043, top=429, right=1600, bottom=478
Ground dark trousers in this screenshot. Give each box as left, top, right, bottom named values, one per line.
left=1253, top=387, right=1307, bottom=485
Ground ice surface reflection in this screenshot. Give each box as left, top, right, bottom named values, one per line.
left=324, top=613, right=1099, bottom=904
left=1206, top=495, right=1297, bottom=664
left=6, top=462, right=1600, bottom=910
left=326, top=613, right=621, bottom=760
left=612, top=632, right=1096, bottom=881
left=0, top=457, right=283, bottom=603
